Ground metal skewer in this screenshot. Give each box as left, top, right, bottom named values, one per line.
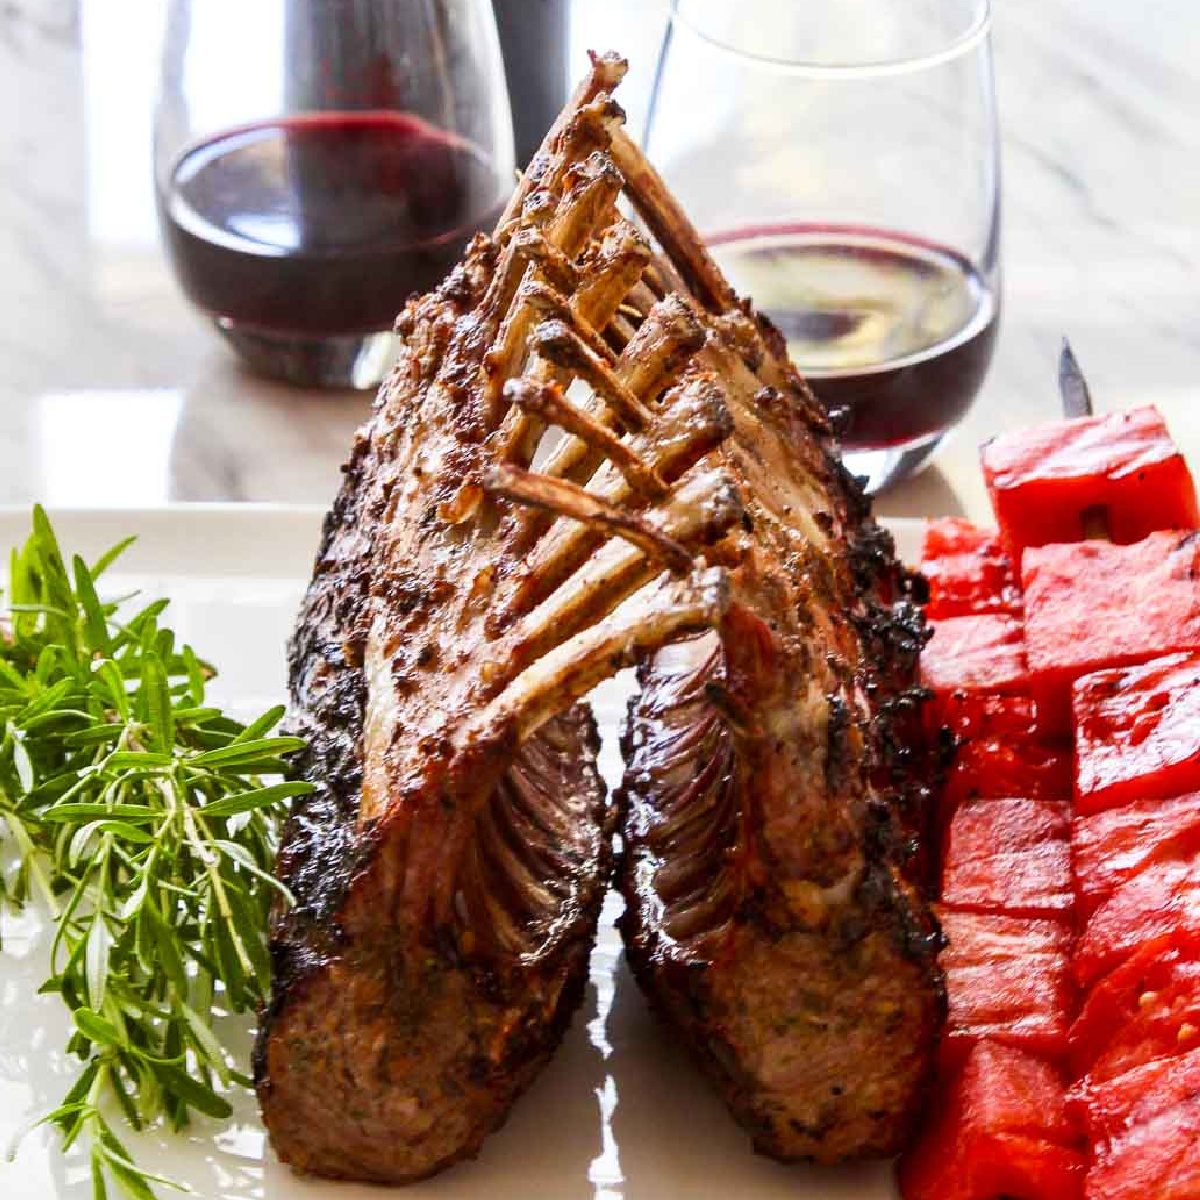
left=1058, top=338, right=1110, bottom=540
left=1058, top=337, right=1094, bottom=419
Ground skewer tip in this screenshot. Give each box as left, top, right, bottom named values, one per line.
left=1058, top=336, right=1095, bottom=420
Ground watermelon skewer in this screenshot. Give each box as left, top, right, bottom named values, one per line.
left=904, top=346, right=1200, bottom=1200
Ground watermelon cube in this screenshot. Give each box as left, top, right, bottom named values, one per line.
left=1086, top=1129, right=1200, bottom=1200
left=1073, top=854, right=1200, bottom=988
left=923, top=518, right=1004, bottom=559
left=944, top=737, right=1073, bottom=812
left=939, top=909, right=1076, bottom=1064
left=921, top=520, right=1022, bottom=620
left=897, top=1042, right=1083, bottom=1200
left=1070, top=1048, right=1200, bottom=1148
left=1072, top=791, right=1200, bottom=918
left=1085, top=974, right=1200, bottom=1089
left=922, top=614, right=1030, bottom=697
left=928, top=692, right=1038, bottom=743
left=1069, top=1051, right=1200, bottom=1200
left=943, top=799, right=1073, bottom=919
left=1069, top=940, right=1200, bottom=1078
left=943, top=951, right=1076, bottom=1066
left=1080, top=1082, right=1200, bottom=1200
left=923, top=553, right=1023, bottom=620
left=1023, top=533, right=1200, bottom=734
left=956, top=1041, right=1080, bottom=1148
left=981, top=405, right=1199, bottom=556
left=1075, top=653, right=1200, bottom=814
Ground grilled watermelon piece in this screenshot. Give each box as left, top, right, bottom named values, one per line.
left=897, top=1042, right=1083, bottom=1200
left=1085, top=1127, right=1200, bottom=1200
left=1023, top=534, right=1200, bottom=734
left=953, top=1041, right=1079, bottom=1148
left=1074, top=654, right=1200, bottom=814
left=944, top=737, right=1073, bottom=813
left=1074, top=855, right=1200, bottom=987
left=922, top=614, right=1030, bottom=698
left=1072, top=792, right=1200, bottom=918
left=981, top=406, right=1199, bottom=557
left=928, top=692, right=1038, bottom=742
left=1069, top=940, right=1200, bottom=1078
left=923, top=517, right=1004, bottom=559
left=1069, top=1047, right=1200, bottom=1147
left=1078, top=1070, right=1200, bottom=1200
left=943, top=799, right=1073, bottom=919
left=1084, top=976, right=1200, bottom=1088
left=921, top=519, right=1022, bottom=620
left=939, top=909, right=1076, bottom=1066
left=923, top=552, right=1023, bottom=620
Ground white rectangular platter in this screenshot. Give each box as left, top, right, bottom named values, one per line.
left=0, top=505, right=922, bottom=1200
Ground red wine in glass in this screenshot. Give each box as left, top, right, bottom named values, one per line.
left=707, top=224, right=998, bottom=486
left=157, top=111, right=508, bottom=383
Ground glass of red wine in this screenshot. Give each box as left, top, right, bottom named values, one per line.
left=154, top=0, right=515, bottom=389
left=644, top=0, right=1000, bottom=492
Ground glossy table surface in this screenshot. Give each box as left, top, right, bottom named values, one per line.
left=4, top=0, right=1199, bottom=524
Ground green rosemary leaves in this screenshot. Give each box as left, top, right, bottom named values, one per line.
left=0, top=507, right=307, bottom=1199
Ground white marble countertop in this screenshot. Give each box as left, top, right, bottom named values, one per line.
left=4, top=0, right=1200, bottom=525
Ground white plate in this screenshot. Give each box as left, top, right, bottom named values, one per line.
left=0, top=505, right=923, bottom=1200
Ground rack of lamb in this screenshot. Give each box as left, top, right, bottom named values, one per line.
left=255, top=52, right=943, bottom=1184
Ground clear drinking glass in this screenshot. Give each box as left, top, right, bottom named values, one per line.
left=154, top=0, right=515, bottom=390
left=644, top=0, right=1000, bottom=492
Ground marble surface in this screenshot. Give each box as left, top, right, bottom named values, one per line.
left=3, top=0, right=1200, bottom=524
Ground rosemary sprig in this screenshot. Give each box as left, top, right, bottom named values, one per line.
left=0, top=507, right=308, bottom=1199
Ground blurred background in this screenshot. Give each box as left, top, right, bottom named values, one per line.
left=2, top=0, right=1197, bottom=522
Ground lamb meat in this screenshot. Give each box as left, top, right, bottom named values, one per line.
left=493, top=49, right=945, bottom=1163
left=255, top=50, right=943, bottom=1183
left=610, top=139, right=945, bottom=1162
left=255, top=54, right=744, bottom=1183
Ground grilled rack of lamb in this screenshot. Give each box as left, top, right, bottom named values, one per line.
left=255, top=51, right=943, bottom=1183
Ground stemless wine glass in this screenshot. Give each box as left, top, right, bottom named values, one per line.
left=154, top=0, right=515, bottom=390
left=644, top=0, right=1000, bottom=492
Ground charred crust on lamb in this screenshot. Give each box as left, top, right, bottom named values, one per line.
left=255, top=50, right=942, bottom=1183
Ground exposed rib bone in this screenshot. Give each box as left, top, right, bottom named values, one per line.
left=530, top=321, right=654, bottom=430
left=496, top=376, right=734, bottom=621
left=574, top=221, right=652, bottom=324
left=503, top=378, right=665, bottom=499
left=466, top=567, right=731, bottom=745
left=546, top=154, right=625, bottom=260
left=521, top=282, right=618, bottom=364
left=619, top=295, right=707, bottom=403
left=486, top=284, right=544, bottom=403
left=642, top=261, right=668, bottom=298
left=487, top=270, right=619, bottom=410
left=495, top=469, right=744, bottom=665
left=500, top=52, right=628, bottom=226
left=480, top=229, right=579, bottom=329
left=609, top=128, right=735, bottom=314
left=486, top=273, right=616, bottom=412
left=542, top=98, right=627, bottom=198
left=487, top=172, right=628, bottom=408
left=484, top=465, right=691, bottom=573
left=536, top=296, right=706, bottom=488
left=516, top=187, right=558, bottom=233
left=492, top=222, right=655, bottom=464
left=605, top=316, right=637, bottom=354
left=623, top=281, right=660, bottom=319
